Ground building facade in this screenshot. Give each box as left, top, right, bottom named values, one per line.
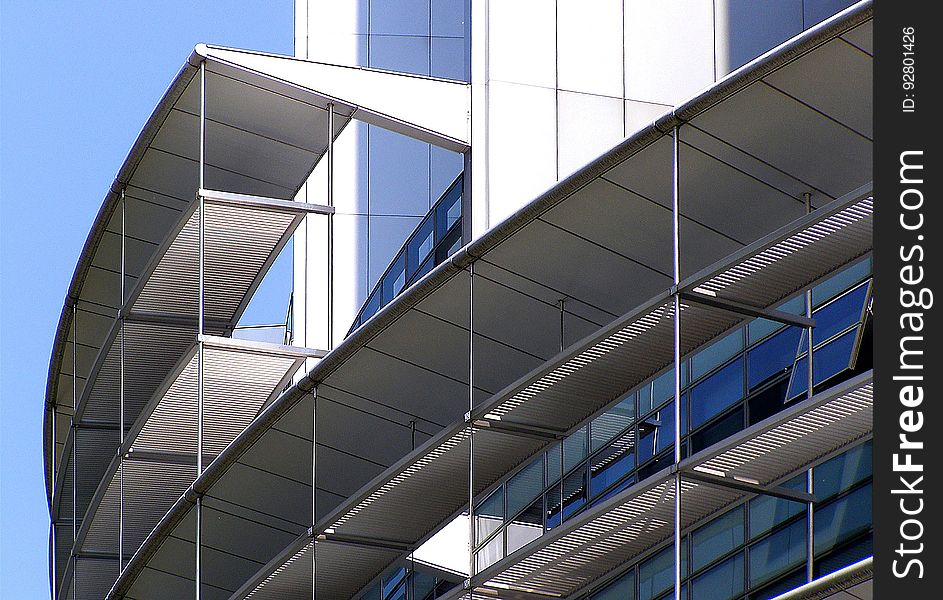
left=44, top=1, right=873, bottom=600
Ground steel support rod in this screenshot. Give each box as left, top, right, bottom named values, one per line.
left=327, top=103, right=335, bottom=352
left=311, top=386, right=318, bottom=600
left=804, top=191, right=815, bottom=582
left=71, top=304, right=77, bottom=600
left=468, top=263, right=476, bottom=584
left=672, top=126, right=682, bottom=600
left=195, top=59, right=206, bottom=600
left=119, top=188, right=126, bottom=574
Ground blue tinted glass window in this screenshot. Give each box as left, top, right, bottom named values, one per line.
left=650, top=369, right=675, bottom=413
left=638, top=422, right=656, bottom=465
left=383, top=252, right=407, bottom=301
left=432, top=37, right=467, bottom=81
left=436, top=185, right=462, bottom=241
left=690, top=358, right=744, bottom=429
left=811, top=283, right=868, bottom=345
left=654, top=402, right=677, bottom=455
left=787, top=355, right=810, bottom=400
left=812, top=328, right=858, bottom=384
left=814, top=483, right=872, bottom=556
left=815, top=533, right=872, bottom=578
left=407, top=218, right=435, bottom=274
left=691, top=553, right=744, bottom=600
left=508, top=458, right=544, bottom=518
left=639, top=541, right=687, bottom=600
left=814, top=441, right=872, bottom=501
left=748, top=327, right=802, bottom=390
left=547, top=443, right=562, bottom=485
left=590, top=431, right=636, bottom=497
left=779, top=295, right=807, bottom=316
left=412, top=571, right=437, bottom=600
left=749, top=519, right=807, bottom=587
left=564, top=426, right=588, bottom=473
left=562, top=469, right=587, bottom=520
left=812, top=259, right=871, bottom=307
left=362, top=291, right=381, bottom=322
left=592, top=475, right=636, bottom=506
left=592, top=393, right=636, bottom=451
left=476, top=487, right=504, bottom=543
left=692, top=506, right=744, bottom=572
left=749, top=318, right=783, bottom=344
left=749, top=475, right=806, bottom=538
left=546, top=482, right=562, bottom=530
left=691, top=330, right=743, bottom=381
left=592, top=569, right=635, bottom=600
left=382, top=568, right=407, bottom=599
left=691, top=408, right=743, bottom=454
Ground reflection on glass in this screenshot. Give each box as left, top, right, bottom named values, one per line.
left=508, top=458, right=544, bottom=518
left=564, top=426, right=588, bottom=473
left=691, top=553, right=744, bottom=600
left=748, top=327, right=802, bottom=390
left=813, top=483, right=872, bottom=556
left=691, top=330, right=743, bottom=381
left=692, top=506, right=744, bottom=572
left=590, top=429, right=636, bottom=497
left=507, top=497, right=543, bottom=555
left=592, top=392, right=636, bottom=451
left=813, top=440, right=872, bottom=501
left=476, top=487, right=504, bottom=544
left=749, top=519, right=807, bottom=587
left=690, top=358, right=744, bottom=428
left=749, top=475, right=806, bottom=539
left=591, top=569, right=635, bottom=600
left=476, top=533, right=504, bottom=572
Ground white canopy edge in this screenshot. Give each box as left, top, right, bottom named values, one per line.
left=196, top=44, right=471, bottom=150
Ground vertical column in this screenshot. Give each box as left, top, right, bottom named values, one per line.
left=327, top=103, right=335, bottom=351
left=72, top=305, right=77, bottom=600
left=311, top=386, right=318, bottom=600
left=195, top=59, right=206, bottom=600
left=803, top=192, right=815, bottom=582
left=119, top=188, right=126, bottom=574
left=51, top=404, right=57, bottom=600
left=672, top=127, right=683, bottom=600
left=467, top=264, right=476, bottom=587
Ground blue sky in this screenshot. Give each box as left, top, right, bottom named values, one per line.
left=1, top=3, right=292, bottom=596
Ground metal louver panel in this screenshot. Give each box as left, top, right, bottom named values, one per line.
left=685, top=188, right=872, bottom=307
left=240, top=540, right=402, bottom=600
left=131, top=200, right=305, bottom=323
left=460, top=372, right=872, bottom=599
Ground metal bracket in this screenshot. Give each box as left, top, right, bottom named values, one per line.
left=680, top=291, right=816, bottom=329
left=684, top=468, right=816, bottom=504
left=471, top=418, right=566, bottom=441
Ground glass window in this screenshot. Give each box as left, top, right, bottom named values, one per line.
left=546, top=482, right=562, bottom=530
left=592, top=393, right=636, bottom=451
left=748, top=327, right=802, bottom=390
left=592, top=475, right=636, bottom=507
left=407, top=218, right=435, bottom=275
left=592, top=569, right=635, bottom=600
left=749, top=475, right=806, bottom=538
left=435, top=184, right=462, bottom=240
left=361, top=291, right=381, bottom=323
left=383, top=252, right=407, bottom=301
left=476, top=487, right=504, bottom=544
left=650, top=369, right=676, bottom=413
left=692, top=506, right=744, bottom=572
left=691, top=553, right=744, bottom=600
left=810, top=283, right=869, bottom=345
left=562, top=468, right=587, bottom=521
left=654, top=402, right=677, bottom=455
left=507, top=497, right=543, bottom=554
left=412, top=571, right=437, bottom=600
left=749, top=318, right=782, bottom=344
left=813, top=441, right=872, bottom=501
left=435, top=226, right=463, bottom=263
left=547, top=443, right=563, bottom=485
left=815, top=533, right=872, bottom=578
left=749, top=519, right=807, bottom=587
left=690, top=358, right=744, bottom=429
left=508, top=458, right=544, bottom=518
left=813, top=328, right=859, bottom=384
left=639, top=541, right=686, bottom=600
left=691, top=330, right=743, bottom=382
left=476, top=532, right=504, bottom=571
left=564, top=426, right=588, bottom=473
left=691, top=408, right=743, bottom=454
left=382, top=568, right=407, bottom=599
left=814, top=483, right=872, bottom=556
left=812, top=258, right=871, bottom=307
left=590, top=430, right=636, bottom=497
left=747, top=379, right=791, bottom=426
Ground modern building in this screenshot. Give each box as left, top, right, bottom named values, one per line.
left=43, top=1, right=874, bottom=600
